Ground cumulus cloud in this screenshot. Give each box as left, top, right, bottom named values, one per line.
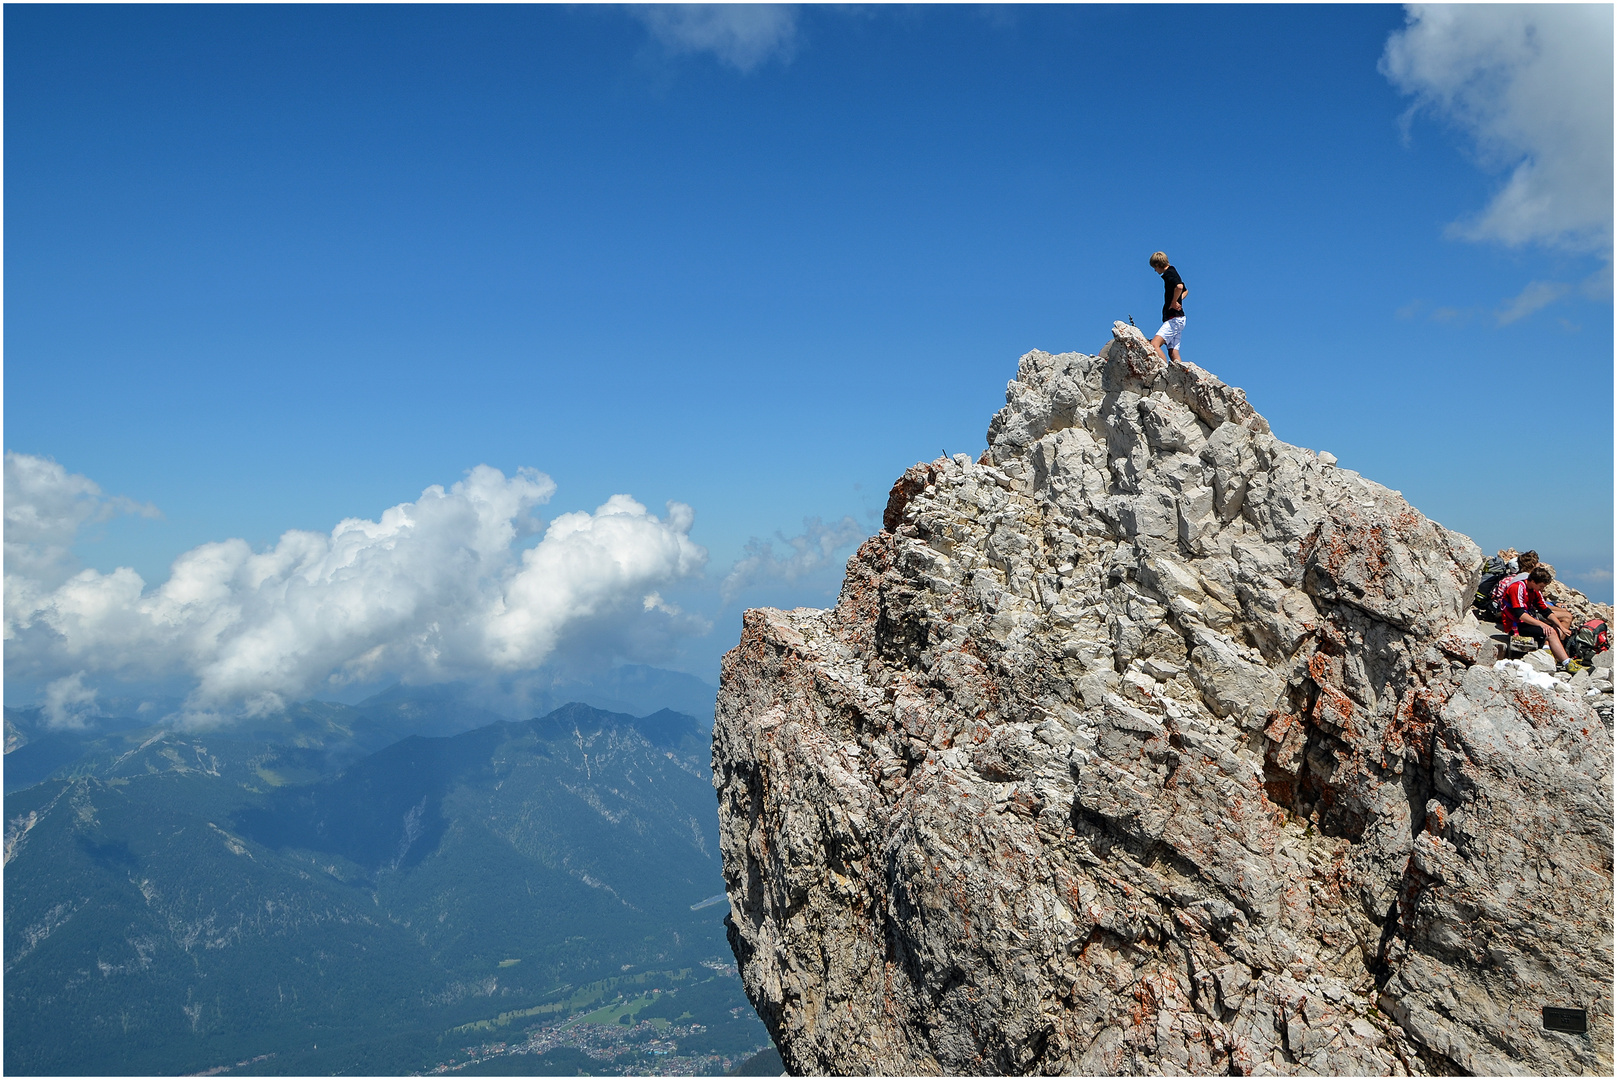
left=4, top=455, right=708, bottom=719
left=633, top=4, right=798, bottom=73
left=1381, top=4, right=1614, bottom=253
left=721, top=516, right=866, bottom=603
left=4, top=451, right=160, bottom=584
left=42, top=672, right=99, bottom=730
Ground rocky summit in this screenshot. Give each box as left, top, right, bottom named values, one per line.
left=712, top=323, right=1613, bottom=1076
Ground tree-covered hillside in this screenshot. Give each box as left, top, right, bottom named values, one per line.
left=3, top=702, right=765, bottom=1075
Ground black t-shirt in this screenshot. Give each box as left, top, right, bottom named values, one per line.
left=1161, top=266, right=1185, bottom=323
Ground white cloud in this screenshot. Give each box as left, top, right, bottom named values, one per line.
left=485, top=494, right=708, bottom=668
left=633, top=4, right=798, bottom=73
left=1382, top=4, right=1614, bottom=254
left=721, top=516, right=866, bottom=603
left=4, top=457, right=708, bottom=718
left=42, top=672, right=99, bottom=730
left=4, top=451, right=159, bottom=584
left=1496, top=279, right=1570, bottom=325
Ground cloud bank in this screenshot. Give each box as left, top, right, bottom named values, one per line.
left=1381, top=4, right=1614, bottom=255
left=5, top=454, right=708, bottom=722
left=632, top=4, right=798, bottom=73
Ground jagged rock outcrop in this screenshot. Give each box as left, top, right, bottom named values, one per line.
left=713, top=323, right=1614, bottom=1076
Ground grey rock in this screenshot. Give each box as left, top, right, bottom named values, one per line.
left=714, top=323, right=1612, bottom=1076
left=1524, top=648, right=1559, bottom=673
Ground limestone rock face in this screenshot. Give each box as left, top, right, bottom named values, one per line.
left=713, top=323, right=1613, bottom=1076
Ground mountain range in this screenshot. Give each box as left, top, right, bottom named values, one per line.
left=4, top=680, right=769, bottom=1076
left=3, top=663, right=719, bottom=796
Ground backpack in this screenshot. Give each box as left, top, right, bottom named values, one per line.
left=1474, top=557, right=1513, bottom=621
left=1564, top=620, right=1610, bottom=664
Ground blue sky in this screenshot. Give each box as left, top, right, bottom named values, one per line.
left=5, top=4, right=1612, bottom=718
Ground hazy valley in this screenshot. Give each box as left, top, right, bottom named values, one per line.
left=4, top=681, right=773, bottom=1076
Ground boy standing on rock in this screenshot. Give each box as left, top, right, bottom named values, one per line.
left=1149, top=251, right=1187, bottom=361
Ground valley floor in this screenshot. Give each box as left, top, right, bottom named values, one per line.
left=423, top=964, right=773, bottom=1077
left=430, top=1016, right=769, bottom=1076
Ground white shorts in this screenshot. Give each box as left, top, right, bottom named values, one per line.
left=1155, top=316, right=1185, bottom=351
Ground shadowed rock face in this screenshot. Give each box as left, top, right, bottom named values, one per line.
left=712, top=323, right=1613, bottom=1076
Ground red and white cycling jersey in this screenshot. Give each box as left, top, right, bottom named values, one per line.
left=1499, top=578, right=1547, bottom=634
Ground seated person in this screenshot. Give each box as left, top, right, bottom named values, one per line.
left=1501, top=567, right=1572, bottom=667
left=1493, top=551, right=1575, bottom=634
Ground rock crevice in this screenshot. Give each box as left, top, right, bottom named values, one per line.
left=714, top=323, right=1613, bottom=1075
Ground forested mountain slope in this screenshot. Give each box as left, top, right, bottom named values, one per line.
left=5, top=702, right=759, bottom=1075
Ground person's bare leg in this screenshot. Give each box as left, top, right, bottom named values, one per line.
left=1168, top=347, right=1181, bottom=362
left=1549, top=609, right=1574, bottom=634
left=1549, top=629, right=1569, bottom=664
left=1523, top=615, right=1569, bottom=663
left=1149, top=334, right=1167, bottom=360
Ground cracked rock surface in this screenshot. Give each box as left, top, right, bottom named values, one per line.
left=713, top=323, right=1613, bottom=1075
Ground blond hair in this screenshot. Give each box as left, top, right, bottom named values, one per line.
left=1149, top=251, right=1169, bottom=269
